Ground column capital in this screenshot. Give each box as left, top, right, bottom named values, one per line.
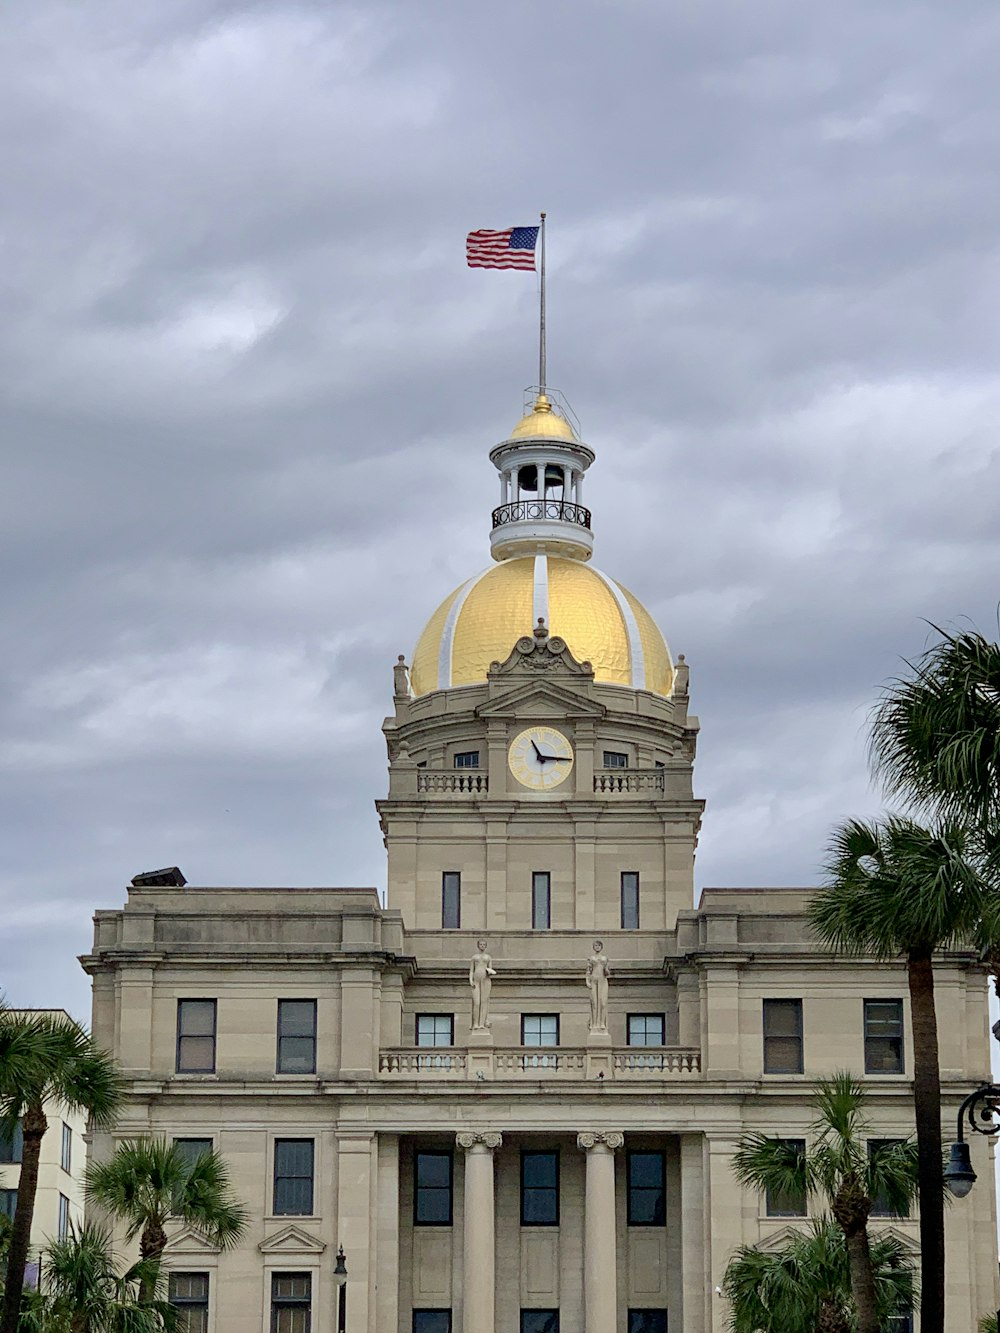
left=457, top=1131, right=503, bottom=1151
left=577, top=1131, right=624, bottom=1151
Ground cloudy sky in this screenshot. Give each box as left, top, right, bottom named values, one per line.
left=2, top=0, right=999, bottom=1022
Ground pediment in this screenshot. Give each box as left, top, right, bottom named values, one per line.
left=258, top=1225, right=327, bottom=1256
left=477, top=678, right=605, bottom=721
left=755, top=1225, right=811, bottom=1254
left=167, top=1226, right=222, bottom=1255
left=487, top=624, right=595, bottom=684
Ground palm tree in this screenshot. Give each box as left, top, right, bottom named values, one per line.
left=0, top=1011, right=123, bottom=1333
left=732, top=1073, right=917, bottom=1333
left=723, top=1219, right=915, bottom=1333
left=23, top=1221, right=175, bottom=1333
left=87, top=1138, right=246, bottom=1302
left=808, top=817, right=997, bottom=1333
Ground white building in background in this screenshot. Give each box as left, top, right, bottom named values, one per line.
left=82, top=389, right=998, bottom=1333
left=0, top=1010, right=87, bottom=1273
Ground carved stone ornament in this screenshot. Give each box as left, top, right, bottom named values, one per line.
left=577, top=1131, right=624, bottom=1151
left=456, top=1131, right=503, bottom=1151
left=488, top=618, right=593, bottom=679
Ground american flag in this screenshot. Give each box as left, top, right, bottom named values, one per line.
left=466, top=226, right=539, bottom=271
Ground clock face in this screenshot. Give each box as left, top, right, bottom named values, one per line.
left=508, top=726, right=575, bottom=791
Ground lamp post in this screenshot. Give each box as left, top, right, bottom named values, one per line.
left=333, top=1246, right=347, bottom=1333
left=943, top=1083, right=1000, bottom=1199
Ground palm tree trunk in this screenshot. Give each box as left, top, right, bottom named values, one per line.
left=844, top=1227, right=880, bottom=1333
left=138, top=1219, right=167, bottom=1304
left=818, top=1298, right=851, bottom=1333
left=0, top=1099, right=47, bottom=1333
left=908, top=946, right=945, bottom=1333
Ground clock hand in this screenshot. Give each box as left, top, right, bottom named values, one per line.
left=531, top=740, right=550, bottom=763
left=548, top=755, right=571, bottom=762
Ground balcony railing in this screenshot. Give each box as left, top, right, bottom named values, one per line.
left=417, top=771, right=488, bottom=794
left=593, top=769, right=665, bottom=794
left=378, top=1046, right=700, bottom=1079
left=492, top=499, right=592, bottom=531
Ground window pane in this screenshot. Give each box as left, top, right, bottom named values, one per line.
left=274, top=1140, right=314, bottom=1215
left=279, top=1001, right=316, bottom=1037
left=417, top=1015, right=454, bottom=1047
left=868, top=1139, right=909, bottom=1217
left=178, top=1036, right=216, bottom=1073
left=763, top=1000, right=802, bottom=1074
left=521, top=1312, right=559, bottom=1333
left=0, top=1121, right=23, bottom=1164
left=60, top=1123, right=72, bottom=1173
left=628, top=1016, right=664, bottom=1047
left=57, top=1194, right=70, bottom=1240
left=532, top=873, right=551, bottom=930
left=603, top=751, right=628, bottom=768
left=627, top=1153, right=665, bottom=1225
left=865, top=1000, right=903, bottom=1073
left=765, top=1139, right=807, bottom=1216
left=415, top=1152, right=453, bottom=1226
left=179, top=1001, right=216, bottom=1036
left=174, top=1138, right=213, bottom=1168
left=170, top=1272, right=209, bottom=1333
left=271, top=1273, right=311, bottom=1333
left=0, top=1191, right=16, bottom=1221
left=453, top=751, right=480, bottom=768
left=413, top=1312, right=451, bottom=1333
left=522, top=1015, right=559, bottom=1047
left=521, top=1152, right=559, bottom=1226
left=621, top=872, right=640, bottom=929
left=442, top=873, right=461, bottom=929
left=629, top=1313, right=668, bottom=1333
left=177, top=1001, right=216, bottom=1073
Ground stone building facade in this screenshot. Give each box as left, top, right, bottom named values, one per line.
left=83, top=390, right=998, bottom=1333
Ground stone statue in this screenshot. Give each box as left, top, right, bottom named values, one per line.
left=586, top=940, right=610, bottom=1032
left=393, top=655, right=412, bottom=700
left=673, top=653, right=689, bottom=697
left=469, top=939, right=497, bottom=1030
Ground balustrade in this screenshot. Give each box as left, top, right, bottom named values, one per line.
left=417, top=771, right=488, bottom=794
left=492, top=499, right=592, bottom=530
left=593, top=768, right=665, bottom=793
left=378, top=1046, right=700, bottom=1078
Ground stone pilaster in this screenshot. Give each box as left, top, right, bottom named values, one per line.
left=456, top=1132, right=502, bottom=1333
left=577, top=1131, right=623, bottom=1333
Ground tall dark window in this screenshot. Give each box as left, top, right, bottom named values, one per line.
left=57, top=1193, right=70, bottom=1240
left=0, top=1191, right=16, bottom=1221
left=441, top=872, right=461, bottom=929
left=521, top=1312, right=559, bottom=1333
left=277, top=1000, right=317, bottom=1074
left=603, top=750, right=628, bottom=768
left=60, top=1122, right=72, bottom=1173
left=627, top=1015, right=665, bottom=1047
left=0, top=1120, right=23, bottom=1164
left=521, top=1151, right=559, bottom=1225
left=174, top=1138, right=213, bottom=1169
left=765, top=1139, right=807, bottom=1217
left=620, top=872, right=640, bottom=929
left=868, top=1139, right=909, bottom=1217
left=169, top=1273, right=210, bottom=1333
left=864, top=1000, right=904, bottom=1073
left=271, top=1273, right=311, bottom=1333
left=412, top=1313, right=451, bottom=1333
left=176, top=999, right=217, bottom=1074
left=629, top=1313, right=668, bottom=1333
left=453, top=751, right=480, bottom=769
left=627, top=1151, right=665, bottom=1225
left=273, top=1140, right=314, bottom=1216
left=762, top=999, right=803, bottom=1074
left=532, top=872, right=551, bottom=930
left=414, top=1151, right=453, bottom=1225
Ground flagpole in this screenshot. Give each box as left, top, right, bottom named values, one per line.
left=538, top=211, right=546, bottom=394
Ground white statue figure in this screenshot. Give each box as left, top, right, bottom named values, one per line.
left=469, top=939, right=497, bottom=1030
left=586, top=940, right=611, bottom=1031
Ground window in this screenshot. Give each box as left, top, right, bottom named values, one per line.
left=886, top=1309, right=913, bottom=1333
left=416, top=1015, right=455, bottom=1070
left=521, top=1312, right=559, bottom=1333
left=603, top=750, right=628, bottom=768
left=765, top=1139, right=807, bottom=1217
left=176, top=1000, right=217, bottom=1074
left=521, top=1151, right=559, bottom=1225
left=0, top=1190, right=15, bottom=1221
left=414, top=1151, right=453, bottom=1225
left=273, top=1140, right=314, bottom=1216
left=441, top=872, right=461, bottom=929
left=628, top=1015, right=665, bottom=1046
left=453, top=751, right=480, bottom=769
left=60, top=1122, right=72, bottom=1174
left=620, top=871, right=640, bottom=929
left=629, top=1313, right=668, bottom=1333
left=277, top=1000, right=317, bottom=1074
left=868, top=1139, right=909, bottom=1218
left=864, top=1000, right=904, bottom=1074
left=762, top=999, right=803, bottom=1074
left=271, top=1273, right=311, bottom=1333
left=521, top=1014, right=559, bottom=1069
left=169, top=1273, right=209, bottom=1333
left=174, top=1138, right=213, bottom=1169
left=57, top=1193, right=70, bottom=1240
left=627, top=1151, right=665, bottom=1225
left=532, top=872, right=551, bottom=930
left=412, top=1313, right=451, bottom=1333
left=0, top=1120, right=23, bottom=1164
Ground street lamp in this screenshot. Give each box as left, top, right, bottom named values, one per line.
left=943, top=1083, right=1000, bottom=1199
left=333, top=1246, right=347, bottom=1333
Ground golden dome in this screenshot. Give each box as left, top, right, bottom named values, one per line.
left=410, top=555, right=673, bottom=697
left=508, top=394, right=578, bottom=442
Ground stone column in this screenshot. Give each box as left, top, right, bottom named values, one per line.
left=577, top=1131, right=623, bottom=1333
left=456, top=1131, right=502, bottom=1333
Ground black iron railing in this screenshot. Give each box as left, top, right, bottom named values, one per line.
left=492, top=499, right=592, bottom=530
